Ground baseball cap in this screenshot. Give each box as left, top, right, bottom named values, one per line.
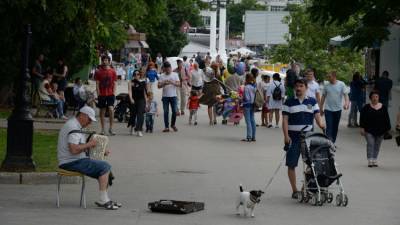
left=79, top=106, right=97, bottom=122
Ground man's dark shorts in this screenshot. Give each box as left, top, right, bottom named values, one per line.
left=59, top=158, right=111, bottom=179
left=286, top=131, right=301, bottom=168
left=98, top=95, right=115, bottom=108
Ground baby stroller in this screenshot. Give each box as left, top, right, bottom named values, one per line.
left=114, top=93, right=130, bottom=122
left=297, top=126, right=348, bottom=207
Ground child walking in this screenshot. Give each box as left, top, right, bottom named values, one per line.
left=145, top=92, right=158, bottom=133
left=188, top=90, right=201, bottom=125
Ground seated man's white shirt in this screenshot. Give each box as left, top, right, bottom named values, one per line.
left=57, top=117, right=87, bottom=166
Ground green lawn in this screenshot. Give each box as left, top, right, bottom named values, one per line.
left=0, top=108, right=11, bottom=119
left=0, top=128, right=58, bottom=172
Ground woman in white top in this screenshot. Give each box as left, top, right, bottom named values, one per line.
left=266, top=73, right=285, bottom=128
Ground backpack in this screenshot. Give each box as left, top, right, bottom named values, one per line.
left=272, top=82, right=282, bottom=101
left=254, top=89, right=264, bottom=108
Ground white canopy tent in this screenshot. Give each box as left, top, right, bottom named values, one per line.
left=229, top=47, right=256, bottom=56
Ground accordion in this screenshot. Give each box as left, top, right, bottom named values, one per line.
left=68, top=130, right=109, bottom=160
left=87, top=134, right=109, bottom=160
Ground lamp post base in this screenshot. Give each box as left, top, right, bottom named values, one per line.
left=1, top=118, right=35, bottom=172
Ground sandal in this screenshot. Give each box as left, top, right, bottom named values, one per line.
left=95, top=201, right=119, bottom=210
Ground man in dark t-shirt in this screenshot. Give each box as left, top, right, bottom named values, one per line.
left=374, top=70, right=393, bottom=108
left=95, top=55, right=117, bottom=135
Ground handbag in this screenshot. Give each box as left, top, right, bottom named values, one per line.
left=383, top=132, right=392, bottom=140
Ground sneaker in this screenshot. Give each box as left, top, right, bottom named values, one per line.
left=61, top=115, right=68, bottom=120
left=171, top=126, right=178, bottom=132
left=368, top=160, right=373, bottom=167
left=100, top=130, right=105, bottom=135
left=194, top=122, right=198, bottom=126
left=109, top=129, right=116, bottom=136
left=291, top=191, right=300, bottom=199
left=274, top=125, right=279, bottom=128
left=267, top=124, right=273, bottom=128
left=162, top=128, right=170, bottom=132
left=137, top=131, right=143, bottom=137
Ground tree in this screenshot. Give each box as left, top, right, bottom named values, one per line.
left=266, top=4, right=364, bottom=82
left=0, top=0, right=149, bottom=88
left=0, top=0, right=202, bottom=105
left=308, top=0, right=400, bottom=49
left=227, top=0, right=266, bottom=37
left=137, top=0, right=202, bottom=57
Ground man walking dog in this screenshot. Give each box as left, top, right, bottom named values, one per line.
left=282, top=79, right=325, bottom=199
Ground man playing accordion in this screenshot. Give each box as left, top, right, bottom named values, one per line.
left=57, top=106, right=120, bottom=210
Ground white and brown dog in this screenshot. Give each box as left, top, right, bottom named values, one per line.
left=236, top=185, right=264, bottom=217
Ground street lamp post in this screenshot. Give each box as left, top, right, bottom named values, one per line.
left=1, top=24, right=35, bottom=172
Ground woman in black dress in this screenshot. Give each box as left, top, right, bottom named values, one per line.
left=360, top=90, right=391, bottom=167
left=128, top=70, right=148, bottom=136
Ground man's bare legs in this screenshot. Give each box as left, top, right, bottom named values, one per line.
left=98, top=171, right=110, bottom=191
left=275, top=110, right=280, bottom=127
left=100, top=108, right=106, bottom=134
left=288, top=167, right=298, bottom=193
left=108, top=106, right=114, bottom=130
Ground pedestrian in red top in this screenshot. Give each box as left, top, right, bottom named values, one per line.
left=188, top=90, right=201, bottom=125
left=95, top=55, right=117, bottom=135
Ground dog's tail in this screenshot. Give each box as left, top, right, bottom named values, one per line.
left=239, top=184, right=243, bottom=192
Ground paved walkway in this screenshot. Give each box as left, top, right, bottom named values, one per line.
left=1, top=81, right=399, bottom=225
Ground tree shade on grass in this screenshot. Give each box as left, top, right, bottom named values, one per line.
left=0, top=128, right=58, bottom=172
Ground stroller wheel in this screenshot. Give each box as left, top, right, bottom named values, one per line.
left=310, top=194, right=318, bottom=206
left=327, top=193, right=333, bottom=203
left=319, top=193, right=326, bottom=204
left=117, top=114, right=124, bottom=122
left=335, top=194, right=342, bottom=206
left=303, top=194, right=310, bottom=203
left=341, top=194, right=348, bottom=207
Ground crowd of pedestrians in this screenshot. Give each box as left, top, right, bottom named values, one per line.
left=33, top=50, right=398, bottom=209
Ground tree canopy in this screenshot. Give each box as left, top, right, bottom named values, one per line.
left=266, top=4, right=364, bottom=82
left=0, top=0, right=201, bottom=91
left=308, top=0, right=400, bottom=49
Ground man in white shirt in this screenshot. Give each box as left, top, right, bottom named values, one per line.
left=320, top=71, right=350, bottom=143
left=305, top=68, right=321, bottom=106
left=158, top=61, right=181, bottom=132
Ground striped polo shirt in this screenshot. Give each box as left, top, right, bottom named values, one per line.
left=282, top=96, right=319, bottom=132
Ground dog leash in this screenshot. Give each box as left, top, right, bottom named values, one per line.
left=262, top=152, right=287, bottom=192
